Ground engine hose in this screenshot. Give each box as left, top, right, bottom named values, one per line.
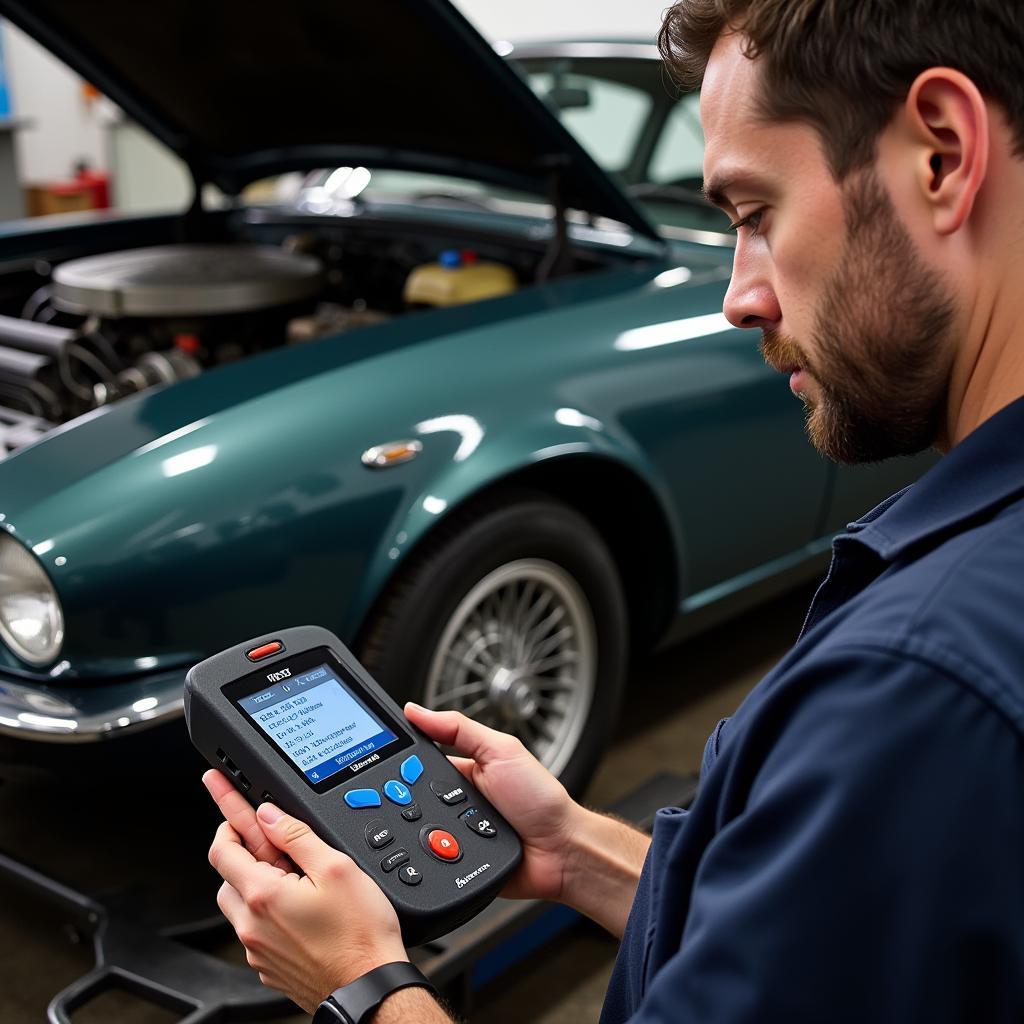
left=0, top=380, right=43, bottom=417
left=25, top=378, right=62, bottom=420
left=57, top=351, right=94, bottom=402
left=67, top=343, right=116, bottom=386
left=0, top=379, right=57, bottom=420
left=21, top=285, right=53, bottom=322
left=79, top=329, right=122, bottom=373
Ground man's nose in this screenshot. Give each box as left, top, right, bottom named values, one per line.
left=723, top=247, right=781, bottom=329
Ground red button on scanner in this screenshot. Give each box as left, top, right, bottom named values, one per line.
left=427, top=829, right=460, bottom=861
left=246, top=641, right=283, bottom=662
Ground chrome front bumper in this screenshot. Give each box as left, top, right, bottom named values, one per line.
left=0, top=668, right=186, bottom=742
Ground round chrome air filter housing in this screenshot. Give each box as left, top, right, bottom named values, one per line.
left=52, top=244, right=323, bottom=318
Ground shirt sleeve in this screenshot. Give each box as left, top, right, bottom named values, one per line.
left=629, top=644, right=1024, bottom=1024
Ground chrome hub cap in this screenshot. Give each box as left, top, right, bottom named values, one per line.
left=424, top=559, right=597, bottom=777
left=488, top=665, right=539, bottom=721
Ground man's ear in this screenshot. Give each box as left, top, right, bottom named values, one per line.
left=904, top=68, right=989, bottom=235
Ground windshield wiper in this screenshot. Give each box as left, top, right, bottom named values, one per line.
left=411, top=191, right=494, bottom=212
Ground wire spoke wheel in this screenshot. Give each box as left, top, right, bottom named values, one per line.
left=424, top=558, right=597, bottom=777
left=360, top=492, right=626, bottom=792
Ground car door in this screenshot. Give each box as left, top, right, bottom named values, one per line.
left=609, top=277, right=832, bottom=598
left=823, top=452, right=939, bottom=533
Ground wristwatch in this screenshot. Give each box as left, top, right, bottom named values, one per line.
left=312, top=961, right=438, bottom=1024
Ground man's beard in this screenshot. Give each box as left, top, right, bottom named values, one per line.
left=761, top=169, right=955, bottom=464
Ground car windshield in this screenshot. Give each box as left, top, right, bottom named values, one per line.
left=516, top=52, right=728, bottom=236
left=246, top=51, right=731, bottom=240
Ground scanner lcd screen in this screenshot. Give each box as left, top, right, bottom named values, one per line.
left=237, top=662, right=400, bottom=786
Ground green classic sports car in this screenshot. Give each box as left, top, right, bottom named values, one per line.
left=0, top=1, right=928, bottom=792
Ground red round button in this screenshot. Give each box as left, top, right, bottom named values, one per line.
left=427, top=829, right=460, bottom=861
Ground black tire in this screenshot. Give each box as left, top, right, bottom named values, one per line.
left=359, top=489, right=628, bottom=796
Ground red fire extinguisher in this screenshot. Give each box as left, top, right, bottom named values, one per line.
left=73, top=160, right=111, bottom=210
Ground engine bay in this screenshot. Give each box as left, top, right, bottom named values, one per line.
left=0, top=212, right=609, bottom=456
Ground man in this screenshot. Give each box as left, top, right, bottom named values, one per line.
left=205, top=1, right=1024, bottom=1020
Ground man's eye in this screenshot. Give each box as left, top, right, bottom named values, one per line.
left=729, top=209, right=765, bottom=236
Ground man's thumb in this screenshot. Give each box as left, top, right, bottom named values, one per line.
left=257, top=803, right=340, bottom=879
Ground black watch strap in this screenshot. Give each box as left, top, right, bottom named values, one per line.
left=313, top=961, right=437, bottom=1024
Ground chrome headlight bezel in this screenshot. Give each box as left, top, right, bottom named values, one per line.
left=0, top=532, right=65, bottom=667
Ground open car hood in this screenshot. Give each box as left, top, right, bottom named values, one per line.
left=1, top=0, right=662, bottom=241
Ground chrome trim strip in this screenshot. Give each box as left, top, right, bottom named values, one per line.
left=356, top=193, right=733, bottom=251
left=335, top=193, right=652, bottom=251
left=0, top=669, right=186, bottom=742
left=659, top=224, right=737, bottom=248
left=505, top=42, right=662, bottom=62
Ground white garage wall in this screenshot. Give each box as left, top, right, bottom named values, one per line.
left=3, top=21, right=107, bottom=183
left=453, top=0, right=670, bottom=44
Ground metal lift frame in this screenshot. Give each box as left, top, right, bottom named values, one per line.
left=1, top=771, right=698, bottom=1022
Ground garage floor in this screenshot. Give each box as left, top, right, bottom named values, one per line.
left=0, top=584, right=813, bottom=1023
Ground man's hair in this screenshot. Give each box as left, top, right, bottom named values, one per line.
left=659, top=0, right=1024, bottom=179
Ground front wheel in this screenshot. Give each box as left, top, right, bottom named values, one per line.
left=359, top=491, right=628, bottom=795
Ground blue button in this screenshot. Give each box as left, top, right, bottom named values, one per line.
left=383, top=780, right=413, bottom=806
left=400, top=755, right=424, bottom=785
left=344, top=788, right=382, bottom=809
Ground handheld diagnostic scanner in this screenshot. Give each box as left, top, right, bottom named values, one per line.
left=185, top=625, right=522, bottom=946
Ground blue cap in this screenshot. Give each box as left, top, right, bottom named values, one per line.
left=439, top=249, right=462, bottom=269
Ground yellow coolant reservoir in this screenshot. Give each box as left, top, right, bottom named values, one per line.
left=403, top=249, right=517, bottom=307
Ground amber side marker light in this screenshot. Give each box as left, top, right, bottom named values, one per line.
left=361, top=440, right=424, bottom=469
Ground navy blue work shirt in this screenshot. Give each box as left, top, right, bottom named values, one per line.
left=602, top=396, right=1024, bottom=1023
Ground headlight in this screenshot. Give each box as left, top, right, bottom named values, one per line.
left=0, top=533, right=64, bottom=666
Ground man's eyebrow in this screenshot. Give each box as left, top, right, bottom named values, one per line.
left=702, top=177, right=733, bottom=209
left=702, top=173, right=773, bottom=210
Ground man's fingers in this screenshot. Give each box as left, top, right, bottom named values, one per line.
left=203, top=770, right=294, bottom=872
left=404, top=703, right=520, bottom=764
left=203, top=767, right=237, bottom=802
left=256, top=804, right=350, bottom=883
left=216, top=879, right=247, bottom=929
left=208, top=821, right=281, bottom=897
left=203, top=769, right=295, bottom=872
left=446, top=755, right=476, bottom=782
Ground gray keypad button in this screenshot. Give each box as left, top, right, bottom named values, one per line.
left=366, top=819, right=395, bottom=850
left=399, top=864, right=423, bottom=886
left=380, top=849, right=409, bottom=873
left=430, top=779, right=467, bottom=805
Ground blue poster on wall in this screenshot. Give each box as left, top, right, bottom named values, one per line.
left=0, top=23, right=11, bottom=119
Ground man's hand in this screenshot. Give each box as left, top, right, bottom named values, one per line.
left=403, top=702, right=581, bottom=904
left=203, top=769, right=295, bottom=872
left=404, top=704, right=651, bottom=937
left=204, top=771, right=408, bottom=1014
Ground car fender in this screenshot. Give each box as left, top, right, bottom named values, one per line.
left=0, top=259, right=720, bottom=679
left=346, top=404, right=686, bottom=639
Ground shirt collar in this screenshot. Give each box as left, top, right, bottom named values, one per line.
left=844, top=394, right=1024, bottom=561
